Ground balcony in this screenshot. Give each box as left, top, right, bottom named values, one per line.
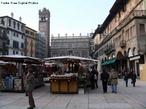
left=120, top=40, right=126, bottom=48
left=107, top=10, right=146, bottom=41
left=94, top=44, right=101, bottom=51
left=118, top=10, right=146, bottom=30
left=104, top=44, right=115, bottom=55
left=0, top=32, right=8, bottom=40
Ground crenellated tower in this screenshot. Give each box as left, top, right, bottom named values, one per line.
left=39, top=7, right=50, bottom=57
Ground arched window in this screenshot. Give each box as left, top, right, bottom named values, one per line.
left=124, top=51, right=127, bottom=56
left=112, top=54, right=115, bottom=58
left=105, top=57, right=107, bottom=61
left=102, top=59, right=104, bottom=63
left=128, top=48, right=133, bottom=57
left=133, top=47, right=136, bottom=56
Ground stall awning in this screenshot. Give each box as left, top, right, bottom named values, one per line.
left=101, top=58, right=116, bottom=66
left=0, top=55, right=42, bottom=64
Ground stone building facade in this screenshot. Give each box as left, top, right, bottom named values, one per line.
left=24, top=26, right=37, bottom=57
left=51, top=34, right=91, bottom=58
left=0, top=13, right=25, bottom=55
left=92, top=0, right=146, bottom=76
left=0, top=22, right=8, bottom=55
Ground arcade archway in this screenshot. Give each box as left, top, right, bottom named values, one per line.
left=116, top=51, right=128, bottom=72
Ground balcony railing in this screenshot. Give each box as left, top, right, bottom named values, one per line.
left=120, top=40, right=126, bottom=48
left=0, top=33, right=8, bottom=40
left=94, top=44, right=99, bottom=50
left=97, top=10, right=146, bottom=52
left=111, top=10, right=146, bottom=37
left=104, top=44, right=115, bottom=55
left=119, top=10, right=146, bottom=30
left=103, top=10, right=146, bottom=45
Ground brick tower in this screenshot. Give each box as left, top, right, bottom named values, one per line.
left=39, top=7, right=50, bottom=57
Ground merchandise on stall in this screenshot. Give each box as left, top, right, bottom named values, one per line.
left=44, top=55, right=98, bottom=94
left=0, top=55, right=45, bottom=92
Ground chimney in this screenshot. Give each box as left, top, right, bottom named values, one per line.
left=80, top=33, right=81, bottom=36
left=72, top=33, right=74, bottom=36
left=98, top=24, right=101, bottom=28
left=19, top=16, right=22, bottom=22
left=11, top=12, right=14, bottom=18
left=65, top=33, right=67, bottom=36
left=58, top=34, right=60, bottom=37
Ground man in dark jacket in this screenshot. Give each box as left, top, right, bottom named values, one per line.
left=91, top=67, right=98, bottom=88
left=90, top=71, right=95, bottom=90
left=101, top=69, right=109, bottom=93
left=26, top=70, right=35, bottom=109
left=131, top=71, right=137, bottom=87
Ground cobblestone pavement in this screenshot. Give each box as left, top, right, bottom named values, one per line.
left=0, top=79, right=146, bottom=109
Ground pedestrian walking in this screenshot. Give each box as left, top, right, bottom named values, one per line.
left=110, top=68, right=118, bottom=93
left=90, top=71, right=95, bottom=90
left=124, top=71, right=129, bottom=87
left=101, top=69, right=109, bottom=93
left=26, top=70, right=35, bottom=109
left=131, top=71, right=137, bottom=87
left=129, top=70, right=133, bottom=84
left=91, top=67, right=98, bottom=88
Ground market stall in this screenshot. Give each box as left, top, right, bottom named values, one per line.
left=0, top=55, right=45, bottom=92
left=44, top=55, right=98, bottom=94
left=41, top=62, right=61, bottom=83
left=41, top=62, right=59, bottom=77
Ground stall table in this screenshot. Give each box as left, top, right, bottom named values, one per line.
left=50, top=77, right=78, bottom=94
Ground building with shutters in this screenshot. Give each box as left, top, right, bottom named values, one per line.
left=0, top=13, right=25, bottom=55
left=92, top=0, right=146, bottom=76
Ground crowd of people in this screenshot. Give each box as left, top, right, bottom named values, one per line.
left=89, top=67, right=137, bottom=93
left=24, top=67, right=137, bottom=109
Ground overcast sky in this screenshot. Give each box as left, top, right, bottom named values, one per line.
left=0, top=0, right=115, bottom=36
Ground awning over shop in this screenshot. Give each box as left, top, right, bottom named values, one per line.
left=101, top=58, right=116, bottom=66
left=101, top=61, right=108, bottom=66
left=110, top=58, right=116, bottom=64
